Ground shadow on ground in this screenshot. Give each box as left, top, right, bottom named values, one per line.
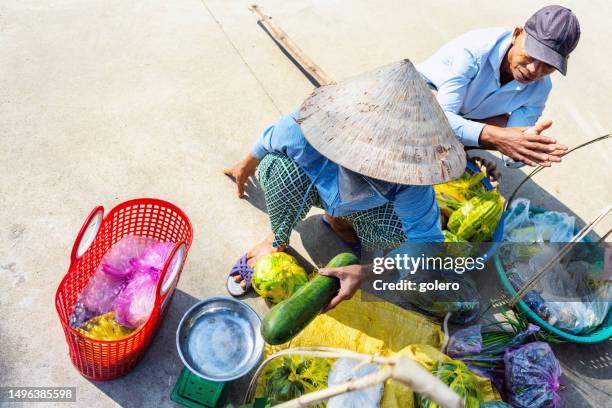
left=91, top=289, right=200, bottom=407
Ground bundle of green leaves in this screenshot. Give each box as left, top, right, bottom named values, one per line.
left=260, top=355, right=331, bottom=406
left=415, top=360, right=483, bottom=408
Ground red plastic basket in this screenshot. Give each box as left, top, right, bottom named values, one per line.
left=55, top=198, right=193, bottom=381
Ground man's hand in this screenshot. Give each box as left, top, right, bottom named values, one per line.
left=480, top=119, right=568, bottom=167
left=319, top=264, right=365, bottom=312
left=223, top=153, right=261, bottom=198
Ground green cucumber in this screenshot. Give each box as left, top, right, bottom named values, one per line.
left=260, top=253, right=359, bottom=345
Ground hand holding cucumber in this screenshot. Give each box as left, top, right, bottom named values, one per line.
left=261, top=253, right=361, bottom=345
left=319, top=264, right=364, bottom=312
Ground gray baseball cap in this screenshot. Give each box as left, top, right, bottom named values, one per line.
left=524, top=5, right=581, bottom=75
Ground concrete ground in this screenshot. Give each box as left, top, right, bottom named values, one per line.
left=1, top=0, right=610, bottom=407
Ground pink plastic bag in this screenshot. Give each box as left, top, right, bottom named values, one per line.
left=70, top=236, right=176, bottom=328
left=113, top=242, right=177, bottom=328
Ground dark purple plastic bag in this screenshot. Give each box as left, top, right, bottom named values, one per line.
left=504, top=342, right=562, bottom=408
left=447, top=324, right=483, bottom=357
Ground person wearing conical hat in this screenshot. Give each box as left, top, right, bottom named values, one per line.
left=417, top=5, right=580, bottom=168
left=224, top=60, right=465, bottom=308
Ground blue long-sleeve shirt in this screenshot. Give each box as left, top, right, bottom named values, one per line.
left=252, top=112, right=444, bottom=243
left=416, top=28, right=552, bottom=147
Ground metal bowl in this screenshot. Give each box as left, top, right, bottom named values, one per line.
left=176, top=297, right=264, bottom=382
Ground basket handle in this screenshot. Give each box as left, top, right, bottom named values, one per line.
left=155, top=241, right=187, bottom=308
left=506, top=133, right=611, bottom=210
left=70, top=206, right=104, bottom=264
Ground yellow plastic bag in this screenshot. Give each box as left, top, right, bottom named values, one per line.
left=260, top=291, right=499, bottom=407
left=76, top=312, right=134, bottom=340
left=265, top=291, right=444, bottom=355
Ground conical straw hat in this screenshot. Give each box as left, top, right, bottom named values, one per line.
left=297, top=59, right=466, bottom=185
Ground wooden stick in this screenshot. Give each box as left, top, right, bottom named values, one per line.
left=392, top=356, right=463, bottom=408
left=245, top=347, right=463, bottom=408
left=274, top=368, right=392, bottom=408
left=244, top=347, right=396, bottom=403
left=249, top=4, right=335, bottom=87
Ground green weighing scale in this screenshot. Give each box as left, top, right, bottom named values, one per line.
left=172, top=297, right=265, bottom=408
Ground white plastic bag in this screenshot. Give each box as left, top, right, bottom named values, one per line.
left=327, top=359, right=382, bottom=408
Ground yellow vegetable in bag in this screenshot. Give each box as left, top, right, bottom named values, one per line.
left=76, top=312, right=134, bottom=340
left=252, top=253, right=309, bottom=303
left=435, top=172, right=486, bottom=218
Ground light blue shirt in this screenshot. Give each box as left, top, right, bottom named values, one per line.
left=252, top=112, right=444, bottom=243
left=417, top=28, right=552, bottom=147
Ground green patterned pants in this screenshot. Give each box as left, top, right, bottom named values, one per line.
left=256, top=153, right=406, bottom=250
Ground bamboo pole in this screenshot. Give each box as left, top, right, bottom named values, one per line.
left=248, top=4, right=335, bottom=87
left=509, top=204, right=612, bottom=306
left=274, top=368, right=393, bottom=408
left=245, top=347, right=463, bottom=408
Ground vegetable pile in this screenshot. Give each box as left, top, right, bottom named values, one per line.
left=446, top=312, right=564, bottom=407
left=260, top=355, right=331, bottom=406
left=415, top=360, right=483, bottom=408
left=435, top=171, right=504, bottom=242
left=252, top=253, right=309, bottom=304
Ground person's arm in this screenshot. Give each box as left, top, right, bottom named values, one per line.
left=251, top=111, right=306, bottom=160
left=430, top=49, right=485, bottom=147
left=318, top=186, right=443, bottom=311
left=393, top=185, right=445, bottom=243
left=224, top=112, right=305, bottom=197
left=478, top=81, right=567, bottom=167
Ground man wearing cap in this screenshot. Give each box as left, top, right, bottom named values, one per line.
left=417, top=5, right=580, bottom=168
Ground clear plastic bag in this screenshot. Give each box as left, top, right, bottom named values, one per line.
left=70, top=236, right=158, bottom=326
left=501, top=200, right=609, bottom=334
left=113, top=267, right=160, bottom=328
left=517, top=254, right=610, bottom=334
left=327, top=359, right=383, bottom=408
left=502, top=198, right=531, bottom=241
left=100, top=236, right=159, bottom=278
left=504, top=342, right=562, bottom=408
left=76, top=312, right=134, bottom=341
left=502, top=199, right=575, bottom=243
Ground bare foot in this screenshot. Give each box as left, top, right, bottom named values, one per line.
left=324, top=214, right=359, bottom=244
left=233, top=233, right=285, bottom=289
